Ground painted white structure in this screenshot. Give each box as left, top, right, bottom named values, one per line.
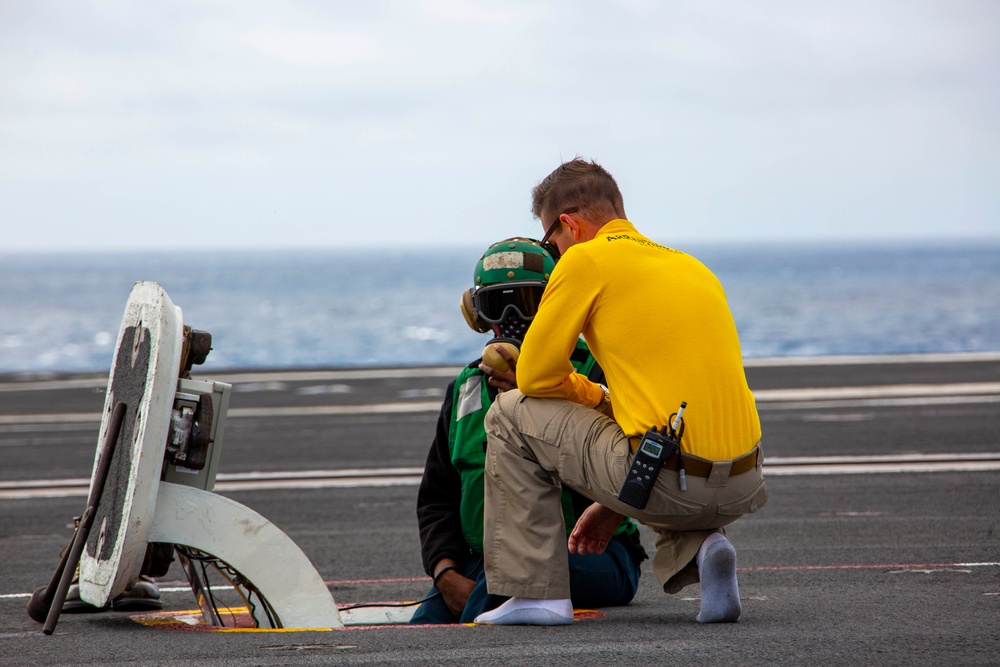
left=78, top=282, right=342, bottom=629
left=150, top=482, right=342, bottom=628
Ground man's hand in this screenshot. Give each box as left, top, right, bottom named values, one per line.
left=435, top=569, right=476, bottom=618
left=568, top=502, right=624, bottom=555
left=479, top=344, right=518, bottom=393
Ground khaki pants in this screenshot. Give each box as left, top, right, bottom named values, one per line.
left=483, top=390, right=768, bottom=599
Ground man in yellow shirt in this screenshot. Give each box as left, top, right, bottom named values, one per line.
left=475, top=158, right=767, bottom=626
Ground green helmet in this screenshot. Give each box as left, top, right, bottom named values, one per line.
left=473, top=237, right=555, bottom=287
left=460, top=237, right=555, bottom=335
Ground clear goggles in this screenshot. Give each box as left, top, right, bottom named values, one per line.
left=472, top=281, right=547, bottom=324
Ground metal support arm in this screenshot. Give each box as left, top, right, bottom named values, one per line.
left=149, top=482, right=343, bottom=629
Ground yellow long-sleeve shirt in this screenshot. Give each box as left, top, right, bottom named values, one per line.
left=517, top=219, right=760, bottom=461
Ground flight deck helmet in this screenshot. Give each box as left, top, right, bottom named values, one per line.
left=460, top=237, right=555, bottom=341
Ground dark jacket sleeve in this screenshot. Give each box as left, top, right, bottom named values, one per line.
left=416, top=378, right=473, bottom=576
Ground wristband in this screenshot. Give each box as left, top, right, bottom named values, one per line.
left=433, top=565, right=457, bottom=585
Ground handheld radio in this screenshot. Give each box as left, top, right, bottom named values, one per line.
left=617, top=401, right=687, bottom=510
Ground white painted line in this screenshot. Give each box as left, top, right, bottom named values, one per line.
left=768, top=453, right=1000, bottom=465
left=764, top=452, right=1000, bottom=477
left=0, top=367, right=466, bottom=393
left=4, top=454, right=1000, bottom=500
left=0, top=412, right=101, bottom=425
left=0, top=377, right=108, bottom=392
left=4, top=382, right=999, bottom=425
left=743, top=351, right=1000, bottom=367
left=0, top=468, right=428, bottom=499
left=754, top=383, right=1000, bottom=402
left=0, top=467, right=427, bottom=491
left=228, top=402, right=444, bottom=418
left=208, top=367, right=466, bottom=384
left=215, top=476, right=424, bottom=492
left=219, top=467, right=425, bottom=480
left=764, top=452, right=1000, bottom=475
left=758, top=395, right=1000, bottom=411
left=0, top=401, right=445, bottom=425
left=5, top=562, right=1000, bottom=603
left=3, top=350, right=998, bottom=393
left=762, top=461, right=1000, bottom=475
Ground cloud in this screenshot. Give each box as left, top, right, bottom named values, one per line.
left=0, top=0, right=997, bottom=251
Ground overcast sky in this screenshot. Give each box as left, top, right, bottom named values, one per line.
left=2, top=0, right=998, bottom=252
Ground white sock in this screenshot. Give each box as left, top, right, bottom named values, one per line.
left=474, top=597, right=574, bottom=626
left=696, top=533, right=742, bottom=623
left=696, top=531, right=728, bottom=569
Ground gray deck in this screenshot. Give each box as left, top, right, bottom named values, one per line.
left=2, top=353, right=998, bottom=665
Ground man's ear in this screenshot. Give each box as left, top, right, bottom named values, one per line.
left=564, top=214, right=584, bottom=241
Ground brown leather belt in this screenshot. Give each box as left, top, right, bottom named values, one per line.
left=628, top=437, right=761, bottom=478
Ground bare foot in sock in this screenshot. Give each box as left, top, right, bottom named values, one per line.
left=474, top=597, right=574, bottom=625
left=696, top=538, right=742, bottom=623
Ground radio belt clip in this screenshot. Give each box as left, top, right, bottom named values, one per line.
left=617, top=401, right=687, bottom=509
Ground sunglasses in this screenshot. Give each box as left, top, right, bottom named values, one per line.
left=538, top=207, right=578, bottom=261
left=472, top=281, right=547, bottom=324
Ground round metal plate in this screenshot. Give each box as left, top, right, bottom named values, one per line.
left=79, top=282, right=182, bottom=606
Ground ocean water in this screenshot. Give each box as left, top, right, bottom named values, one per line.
left=1, top=241, right=998, bottom=375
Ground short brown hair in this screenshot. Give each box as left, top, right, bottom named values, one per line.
left=530, top=158, right=626, bottom=222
